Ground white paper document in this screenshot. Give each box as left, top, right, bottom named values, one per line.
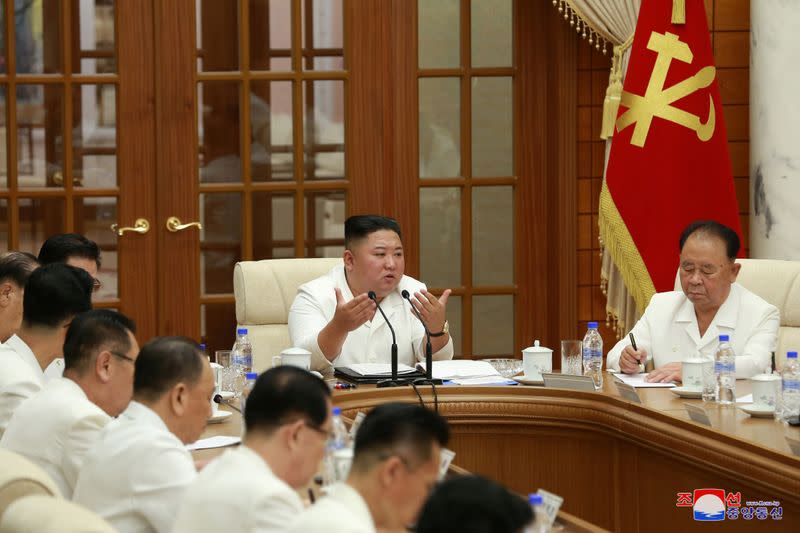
left=346, top=363, right=418, bottom=376
left=613, top=373, right=676, bottom=388
left=416, top=360, right=501, bottom=380
left=449, top=376, right=517, bottom=386
left=186, top=436, right=241, bottom=451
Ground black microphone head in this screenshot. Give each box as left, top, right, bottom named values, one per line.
left=401, top=289, right=410, bottom=299
left=213, top=394, right=223, bottom=404
left=367, top=290, right=377, bottom=300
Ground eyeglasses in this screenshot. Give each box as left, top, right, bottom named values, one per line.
left=92, top=277, right=102, bottom=293
left=110, top=350, right=135, bottom=365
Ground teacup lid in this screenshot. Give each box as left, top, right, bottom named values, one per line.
left=751, top=373, right=781, bottom=381
left=523, top=340, right=552, bottom=354
left=281, top=347, right=312, bottom=356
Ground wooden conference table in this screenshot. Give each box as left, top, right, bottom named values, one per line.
left=198, top=373, right=800, bottom=532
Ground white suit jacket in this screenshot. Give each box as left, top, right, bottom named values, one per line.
left=288, top=482, right=375, bottom=533
left=73, top=401, right=197, bottom=533
left=0, top=377, right=110, bottom=497
left=0, top=335, right=45, bottom=438
left=289, top=265, right=454, bottom=371
left=173, top=445, right=304, bottom=533
left=607, top=284, right=779, bottom=378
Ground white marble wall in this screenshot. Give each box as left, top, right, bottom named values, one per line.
left=750, top=1, right=800, bottom=259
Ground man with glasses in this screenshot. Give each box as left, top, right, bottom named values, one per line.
left=0, top=264, right=93, bottom=437
left=607, top=220, right=779, bottom=382
left=74, top=337, right=214, bottom=533
left=289, top=402, right=449, bottom=533
left=0, top=310, right=138, bottom=497
left=173, top=366, right=332, bottom=532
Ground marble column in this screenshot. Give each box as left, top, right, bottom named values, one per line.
left=750, top=1, right=800, bottom=259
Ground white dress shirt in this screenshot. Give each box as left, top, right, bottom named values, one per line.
left=607, top=283, right=779, bottom=378
left=44, top=357, right=65, bottom=381
left=173, top=445, right=304, bottom=533
left=289, top=265, right=454, bottom=371
left=0, top=377, right=110, bottom=497
left=73, top=401, right=197, bottom=533
left=288, top=482, right=375, bottom=533
left=0, top=335, right=45, bottom=438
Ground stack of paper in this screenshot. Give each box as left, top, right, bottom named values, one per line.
left=346, top=363, right=418, bottom=376
left=416, top=360, right=516, bottom=385
left=613, top=373, right=676, bottom=388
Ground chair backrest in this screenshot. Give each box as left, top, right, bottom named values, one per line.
left=674, top=258, right=800, bottom=368
left=0, top=495, right=115, bottom=533
left=0, top=449, right=60, bottom=519
left=234, top=258, right=342, bottom=371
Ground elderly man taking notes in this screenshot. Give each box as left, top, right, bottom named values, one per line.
left=607, top=220, right=779, bottom=383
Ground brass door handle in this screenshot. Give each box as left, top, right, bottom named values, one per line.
left=166, top=216, right=203, bottom=233
left=110, top=218, right=150, bottom=236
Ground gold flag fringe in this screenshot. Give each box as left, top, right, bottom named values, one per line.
left=551, top=0, right=612, bottom=55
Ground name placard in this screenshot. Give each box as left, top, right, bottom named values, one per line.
left=684, top=403, right=712, bottom=426
left=439, top=448, right=456, bottom=480
left=537, top=488, right=564, bottom=528
left=786, top=436, right=800, bottom=457
left=348, top=411, right=366, bottom=439
left=614, top=381, right=642, bottom=403
left=542, top=373, right=597, bottom=391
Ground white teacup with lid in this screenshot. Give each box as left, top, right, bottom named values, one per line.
left=750, top=372, right=781, bottom=408
left=522, top=340, right=553, bottom=380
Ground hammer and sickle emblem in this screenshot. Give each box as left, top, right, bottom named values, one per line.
left=616, top=31, right=716, bottom=147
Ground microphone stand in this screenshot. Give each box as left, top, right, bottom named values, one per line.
left=402, top=290, right=443, bottom=386
left=370, top=291, right=410, bottom=388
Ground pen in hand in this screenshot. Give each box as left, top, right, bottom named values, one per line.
left=629, top=333, right=643, bottom=369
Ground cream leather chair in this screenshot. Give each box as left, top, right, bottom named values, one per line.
left=234, top=258, right=342, bottom=372
left=0, top=449, right=60, bottom=518
left=0, top=495, right=114, bottom=533
left=674, top=258, right=800, bottom=368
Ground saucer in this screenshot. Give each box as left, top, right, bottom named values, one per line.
left=513, top=375, right=544, bottom=386
left=669, top=386, right=703, bottom=399
left=738, top=404, right=775, bottom=418
left=208, top=410, right=233, bottom=424
left=218, top=391, right=235, bottom=401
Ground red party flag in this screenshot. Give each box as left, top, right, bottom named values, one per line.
left=600, top=0, right=743, bottom=312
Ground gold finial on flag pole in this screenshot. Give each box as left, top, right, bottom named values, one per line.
left=672, top=0, right=686, bottom=25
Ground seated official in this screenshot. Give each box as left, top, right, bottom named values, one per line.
left=289, top=215, right=454, bottom=371
left=0, top=310, right=138, bottom=497
left=289, top=402, right=449, bottom=533
left=607, top=220, right=779, bottom=382
left=416, top=475, right=533, bottom=533
left=0, top=251, right=39, bottom=343
left=0, top=264, right=93, bottom=437
left=73, top=337, right=214, bottom=533
left=173, top=366, right=332, bottom=533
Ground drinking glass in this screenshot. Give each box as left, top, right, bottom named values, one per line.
left=560, top=340, right=583, bottom=376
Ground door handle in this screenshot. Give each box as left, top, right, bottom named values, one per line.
left=110, top=218, right=150, bottom=236
left=166, top=216, right=203, bottom=233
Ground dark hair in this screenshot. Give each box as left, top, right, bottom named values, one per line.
left=244, top=366, right=331, bottom=434
left=22, top=264, right=93, bottom=329
left=134, top=337, right=205, bottom=402
left=0, top=251, right=39, bottom=287
left=344, top=215, right=402, bottom=249
left=416, top=475, right=533, bottom=533
left=63, top=310, right=137, bottom=373
left=352, top=403, right=449, bottom=472
left=679, top=220, right=740, bottom=260
left=38, top=233, right=102, bottom=269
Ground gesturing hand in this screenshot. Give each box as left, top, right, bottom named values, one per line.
left=411, top=289, right=451, bottom=333
left=331, top=288, right=375, bottom=332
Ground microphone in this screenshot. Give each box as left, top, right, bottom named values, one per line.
left=214, top=394, right=241, bottom=414
left=402, top=290, right=441, bottom=385
left=368, top=290, right=404, bottom=387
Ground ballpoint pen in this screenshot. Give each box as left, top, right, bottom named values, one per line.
left=629, top=332, right=644, bottom=371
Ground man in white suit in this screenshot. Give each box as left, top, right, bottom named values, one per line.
left=607, top=220, right=779, bottom=382
left=0, top=309, right=138, bottom=497
left=290, top=215, right=454, bottom=371
left=173, top=365, right=333, bottom=532
left=289, top=403, right=449, bottom=533
left=0, top=264, right=93, bottom=437
left=0, top=251, right=39, bottom=343
left=73, top=337, right=214, bottom=533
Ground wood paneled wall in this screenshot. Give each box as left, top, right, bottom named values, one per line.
left=576, top=0, right=752, bottom=349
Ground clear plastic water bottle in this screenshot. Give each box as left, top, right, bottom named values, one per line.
left=324, top=407, right=352, bottom=485
left=714, top=335, right=736, bottom=405
left=582, top=322, right=603, bottom=390
left=232, top=328, right=253, bottom=373
left=779, top=351, right=800, bottom=423
left=240, top=372, right=257, bottom=416
left=528, top=493, right=548, bottom=533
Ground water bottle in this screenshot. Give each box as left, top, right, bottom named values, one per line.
left=779, top=351, right=800, bottom=423
left=240, top=372, right=257, bottom=417
left=714, top=335, right=736, bottom=405
left=199, top=343, right=208, bottom=361
left=528, top=493, right=548, bottom=533
left=232, top=328, right=253, bottom=373
left=324, top=407, right=352, bottom=485
left=582, top=322, right=603, bottom=390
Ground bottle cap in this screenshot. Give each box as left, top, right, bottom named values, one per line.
left=199, top=343, right=206, bottom=350
left=332, top=407, right=342, bottom=415
left=246, top=372, right=258, bottom=380
left=528, top=493, right=543, bottom=505
left=237, top=328, right=248, bottom=335
left=719, top=334, right=730, bottom=342
left=788, top=351, right=798, bottom=359
left=587, top=321, right=598, bottom=328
